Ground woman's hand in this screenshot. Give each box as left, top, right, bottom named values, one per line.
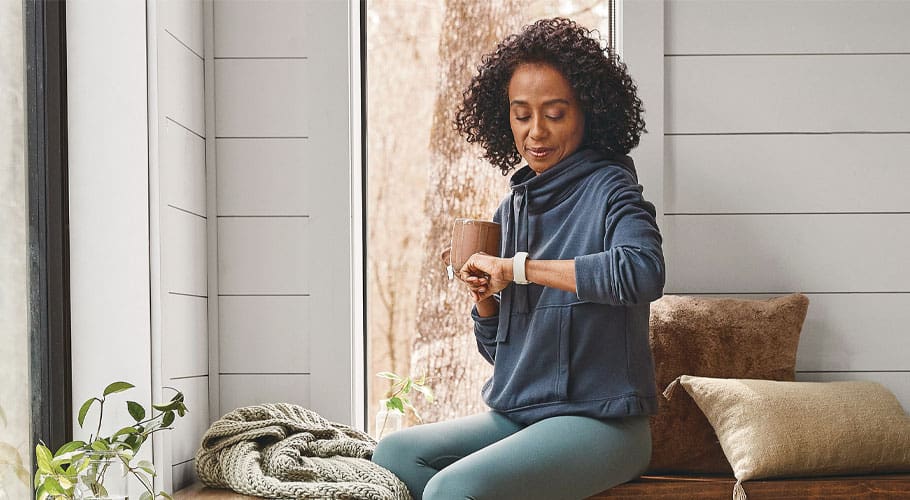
left=458, top=252, right=511, bottom=302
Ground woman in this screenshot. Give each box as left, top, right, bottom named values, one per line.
left=372, top=17, right=665, bottom=500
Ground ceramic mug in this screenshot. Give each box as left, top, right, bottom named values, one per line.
left=440, top=218, right=501, bottom=280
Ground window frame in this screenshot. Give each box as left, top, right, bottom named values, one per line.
left=25, top=0, right=73, bottom=456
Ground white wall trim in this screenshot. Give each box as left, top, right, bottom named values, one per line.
left=617, top=0, right=665, bottom=227
left=203, top=0, right=221, bottom=426
left=145, top=0, right=170, bottom=492
left=349, top=0, right=366, bottom=432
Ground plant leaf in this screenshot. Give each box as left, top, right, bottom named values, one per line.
left=127, top=400, right=146, bottom=421
left=35, top=444, right=53, bottom=472
left=137, top=459, right=156, bottom=475
left=402, top=378, right=412, bottom=394
left=103, top=381, right=135, bottom=396
left=140, top=492, right=153, bottom=500
left=91, top=439, right=110, bottom=451
left=54, top=440, right=86, bottom=456
left=376, top=371, right=401, bottom=381
left=411, top=383, right=435, bottom=403
left=35, top=481, right=49, bottom=500
left=152, top=401, right=176, bottom=412
left=159, top=491, right=174, bottom=500
left=112, top=425, right=139, bottom=438
left=402, top=398, right=423, bottom=423
left=162, top=410, right=175, bottom=427
left=387, top=397, right=405, bottom=413
left=57, top=475, right=73, bottom=489
left=43, top=476, right=64, bottom=495
left=77, top=398, right=97, bottom=428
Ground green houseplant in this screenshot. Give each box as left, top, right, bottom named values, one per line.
left=33, top=381, right=187, bottom=500
left=375, top=372, right=434, bottom=439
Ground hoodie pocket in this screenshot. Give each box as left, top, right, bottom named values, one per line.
left=486, top=306, right=572, bottom=408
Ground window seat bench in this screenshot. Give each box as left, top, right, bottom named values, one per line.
left=175, top=472, right=910, bottom=499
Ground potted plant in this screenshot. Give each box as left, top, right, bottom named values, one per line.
left=374, top=372, right=434, bottom=439
left=33, top=381, right=187, bottom=500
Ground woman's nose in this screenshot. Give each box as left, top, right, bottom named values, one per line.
left=529, top=116, right=547, bottom=139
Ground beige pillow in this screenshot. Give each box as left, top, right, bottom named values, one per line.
left=647, top=293, right=809, bottom=473
left=666, top=375, right=910, bottom=500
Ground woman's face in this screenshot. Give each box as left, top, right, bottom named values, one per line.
left=508, top=62, right=586, bottom=175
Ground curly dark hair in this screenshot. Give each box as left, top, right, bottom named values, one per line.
left=454, top=17, right=646, bottom=176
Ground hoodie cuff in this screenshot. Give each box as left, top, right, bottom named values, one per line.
left=471, top=304, right=499, bottom=342
left=574, top=253, right=612, bottom=303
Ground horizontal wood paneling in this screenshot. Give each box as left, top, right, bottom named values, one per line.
left=162, top=293, right=208, bottom=379
left=666, top=55, right=910, bottom=134
left=219, top=374, right=311, bottom=415
left=796, top=371, right=910, bottom=416
left=213, top=0, right=346, bottom=57
left=218, top=296, right=310, bottom=373
left=160, top=29, right=204, bottom=136
left=795, top=294, right=910, bottom=372
left=662, top=0, right=909, bottom=438
left=217, top=217, right=310, bottom=294
left=214, top=60, right=312, bottom=137
left=666, top=134, right=910, bottom=213
left=216, top=139, right=320, bottom=216
left=666, top=0, right=910, bottom=55
left=161, top=117, right=206, bottom=217
left=662, top=214, right=910, bottom=293
left=169, top=376, right=209, bottom=464
left=160, top=0, right=203, bottom=57
left=163, top=207, right=207, bottom=296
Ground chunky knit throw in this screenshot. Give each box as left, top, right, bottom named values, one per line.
left=195, top=403, right=411, bottom=500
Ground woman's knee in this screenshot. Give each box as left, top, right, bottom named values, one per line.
left=422, top=466, right=490, bottom=500
left=372, top=430, right=414, bottom=470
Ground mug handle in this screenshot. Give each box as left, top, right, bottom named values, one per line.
left=440, top=246, right=454, bottom=280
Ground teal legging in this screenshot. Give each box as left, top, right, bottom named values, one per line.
left=371, top=410, right=651, bottom=500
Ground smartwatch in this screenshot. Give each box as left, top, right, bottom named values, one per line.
left=512, top=251, right=532, bottom=285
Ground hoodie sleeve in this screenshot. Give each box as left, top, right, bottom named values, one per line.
left=472, top=298, right=499, bottom=365
left=573, top=173, right=666, bottom=305
left=471, top=204, right=504, bottom=365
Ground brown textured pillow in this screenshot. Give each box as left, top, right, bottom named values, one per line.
left=645, top=293, right=810, bottom=474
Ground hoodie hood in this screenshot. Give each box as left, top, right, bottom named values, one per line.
left=509, top=147, right=637, bottom=214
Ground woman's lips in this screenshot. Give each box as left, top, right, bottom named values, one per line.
left=527, top=147, right=553, bottom=159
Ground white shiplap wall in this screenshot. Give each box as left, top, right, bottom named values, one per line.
left=150, top=0, right=209, bottom=491
left=213, top=0, right=354, bottom=424
left=661, top=0, right=910, bottom=408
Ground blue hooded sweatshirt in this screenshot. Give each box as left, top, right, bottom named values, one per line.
left=471, top=147, right=665, bottom=425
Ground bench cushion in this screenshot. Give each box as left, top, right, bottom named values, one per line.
left=588, top=473, right=910, bottom=499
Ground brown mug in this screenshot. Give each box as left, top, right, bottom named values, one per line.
left=440, top=218, right=501, bottom=280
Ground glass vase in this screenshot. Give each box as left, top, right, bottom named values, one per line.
left=374, top=399, right=405, bottom=440
left=74, top=451, right=128, bottom=500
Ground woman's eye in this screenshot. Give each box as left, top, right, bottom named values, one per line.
left=515, top=116, right=530, bottom=121
left=547, top=115, right=563, bottom=120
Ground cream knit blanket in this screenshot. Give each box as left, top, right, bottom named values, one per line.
left=195, top=403, right=411, bottom=500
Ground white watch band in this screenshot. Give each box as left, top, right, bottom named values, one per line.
left=513, top=251, right=531, bottom=285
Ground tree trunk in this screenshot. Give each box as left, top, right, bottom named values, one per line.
left=409, top=0, right=523, bottom=424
